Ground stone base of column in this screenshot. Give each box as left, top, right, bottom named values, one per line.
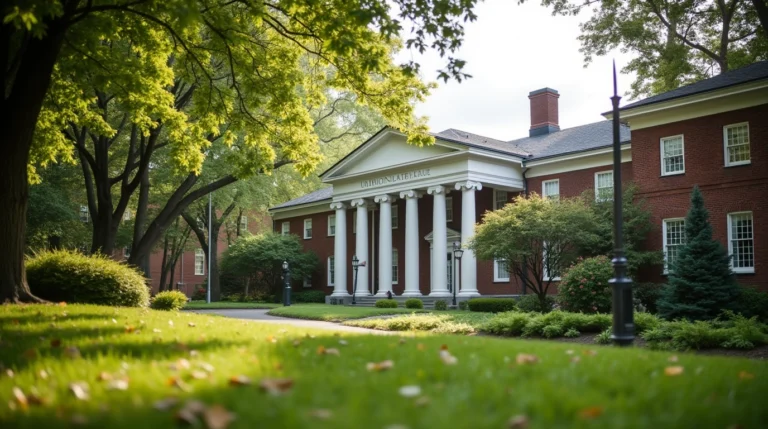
left=429, top=291, right=452, bottom=297
left=400, top=290, right=422, bottom=297
left=330, top=291, right=351, bottom=297
left=374, top=290, right=392, bottom=297
left=457, top=290, right=481, bottom=297
left=353, top=291, right=372, bottom=297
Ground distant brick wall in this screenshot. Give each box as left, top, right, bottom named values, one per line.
left=527, top=162, right=633, bottom=200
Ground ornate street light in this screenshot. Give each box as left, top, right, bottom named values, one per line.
left=282, top=260, right=291, bottom=307
left=352, top=255, right=360, bottom=305
left=452, top=242, right=464, bottom=308
left=610, top=62, right=634, bottom=346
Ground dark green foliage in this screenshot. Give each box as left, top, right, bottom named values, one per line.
left=467, top=298, right=517, bottom=313
left=564, top=328, right=580, bottom=338
left=657, top=187, right=741, bottom=321
left=642, top=312, right=768, bottom=351
left=458, top=301, right=468, bottom=311
left=191, top=286, right=207, bottom=301
left=405, top=298, right=424, bottom=309
left=481, top=310, right=615, bottom=337
left=27, top=250, right=149, bottom=307
left=375, top=300, right=398, bottom=308
left=557, top=256, right=613, bottom=313
left=594, top=329, right=612, bottom=345
left=292, top=290, right=326, bottom=303
left=517, top=294, right=554, bottom=313
left=634, top=311, right=663, bottom=333
left=732, top=286, right=768, bottom=322
left=634, top=282, right=663, bottom=314
left=151, top=291, right=188, bottom=311
left=433, top=300, right=448, bottom=311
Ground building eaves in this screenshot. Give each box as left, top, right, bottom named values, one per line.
left=269, top=187, right=333, bottom=211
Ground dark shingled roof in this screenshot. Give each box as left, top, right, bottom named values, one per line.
left=508, top=120, right=631, bottom=160
left=270, top=187, right=332, bottom=210
left=434, top=129, right=530, bottom=157
left=621, top=60, right=768, bottom=111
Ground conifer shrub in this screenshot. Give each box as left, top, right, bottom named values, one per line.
left=557, top=256, right=612, bottom=313
left=405, top=298, right=424, bottom=309
left=433, top=300, right=448, bottom=311
left=375, top=299, right=398, bottom=308
left=657, top=186, right=741, bottom=320
left=467, top=298, right=517, bottom=313
left=151, top=291, right=188, bottom=311
left=27, top=250, right=149, bottom=307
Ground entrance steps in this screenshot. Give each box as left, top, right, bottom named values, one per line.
left=332, top=295, right=468, bottom=310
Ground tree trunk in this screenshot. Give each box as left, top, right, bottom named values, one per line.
left=168, top=262, right=177, bottom=291
left=158, top=235, right=170, bottom=292
left=754, top=0, right=768, bottom=37
left=208, top=232, right=221, bottom=301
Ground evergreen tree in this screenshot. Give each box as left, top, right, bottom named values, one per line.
left=657, top=186, right=740, bottom=320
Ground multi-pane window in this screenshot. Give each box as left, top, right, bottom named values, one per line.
left=328, top=214, right=336, bottom=236
left=281, top=221, right=290, bottom=236
left=494, top=190, right=508, bottom=210
left=446, top=197, right=453, bottom=222
left=304, top=219, right=312, bottom=239
left=661, top=135, right=685, bottom=175
left=392, top=249, right=399, bottom=284
left=79, top=205, right=90, bottom=223
left=728, top=212, right=754, bottom=273
left=123, top=209, right=132, bottom=221
left=663, top=219, right=686, bottom=273
left=595, top=171, right=613, bottom=201
left=239, top=215, right=248, bottom=232
left=724, top=123, right=751, bottom=166
left=391, top=205, right=399, bottom=229
left=327, top=256, right=335, bottom=286
left=542, top=179, right=560, bottom=201
left=542, top=242, right=561, bottom=281
left=194, top=248, right=205, bottom=275
left=493, top=259, right=509, bottom=282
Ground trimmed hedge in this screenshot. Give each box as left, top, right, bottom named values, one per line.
left=292, top=290, right=326, bottom=303
left=151, top=291, right=188, bottom=311
left=404, top=298, right=423, bottom=309
left=27, top=250, right=149, bottom=307
left=517, top=294, right=555, bottom=313
left=375, top=300, right=398, bottom=308
left=434, top=300, right=448, bottom=311
left=467, top=298, right=517, bottom=313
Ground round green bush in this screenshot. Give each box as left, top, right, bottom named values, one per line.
left=467, top=298, right=516, bottom=313
left=517, top=294, right=555, bottom=313
left=151, top=291, right=188, bottom=311
left=405, top=298, right=424, bottom=309
left=434, top=300, right=448, bottom=311
left=375, top=299, right=398, bottom=308
left=458, top=301, right=468, bottom=311
left=557, top=256, right=613, bottom=313
left=27, top=250, right=149, bottom=307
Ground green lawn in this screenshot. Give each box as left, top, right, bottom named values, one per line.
left=2, top=304, right=768, bottom=428
left=184, top=301, right=280, bottom=310
left=267, top=304, right=429, bottom=321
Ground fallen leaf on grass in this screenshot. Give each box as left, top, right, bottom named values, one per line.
left=203, top=404, right=236, bottom=429
left=107, top=379, right=129, bottom=391
left=188, top=322, right=196, bottom=327
left=198, top=362, right=215, bottom=373
left=228, top=375, right=251, bottom=386
left=439, top=350, right=458, bottom=365
left=292, top=340, right=302, bottom=347
left=440, top=344, right=449, bottom=351
left=64, top=346, right=81, bottom=359
left=153, top=397, right=179, bottom=411
left=565, top=350, right=574, bottom=355
left=338, top=340, right=348, bottom=346
left=664, top=366, right=684, bottom=376
left=367, top=360, right=394, bottom=372
left=266, top=335, right=277, bottom=343
left=399, top=385, right=421, bottom=397
left=38, top=370, right=49, bottom=380
left=50, top=338, right=61, bottom=348
left=416, top=343, right=425, bottom=351
left=578, top=406, right=604, bottom=419
left=112, top=319, right=117, bottom=324
left=668, top=355, right=679, bottom=362
left=168, top=320, right=174, bottom=327
left=414, top=396, right=430, bottom=407
left=153, top=329, right=162, bottom=333
left=259, top=378, right=294, bottom=396
left=125, top=325, right=136, bottom=333
left=582, top=350, right=598, bottom=356
left=515, top=354, right=539, bottom=365
left=190, top=371, right=208, bottom=380
left=167, top=377, right=191, bottom=392
left=97, top=372, right=113, bottom=381
left=738, top=371, right=754, bottom=380
left=69, top=382, right=90, bottom=400
left=12, top=387, right=28, bottom=411
left=570, top=356, right=581, bottom=363
left=508, top=414, right=529, bottom=428
left=23, top=349, right=38, bottom=360
left=308, top=409, right=333, bottom=420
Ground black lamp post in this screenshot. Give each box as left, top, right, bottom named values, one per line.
left=352, top=255, right=359, bottom=305
left=609, top=62, right=634, bottom=346
left=452, top=242, right=463, bottom=308
left=282, top=260, right=291, bottom=307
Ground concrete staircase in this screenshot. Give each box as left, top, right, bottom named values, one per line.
left=347, top=295, right=466, bottom=309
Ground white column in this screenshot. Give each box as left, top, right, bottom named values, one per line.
left=427, top=186, right=450, bottom=297
left=374, top=194, right=395, bottom=296
left=350, top=199, right=370, bottom=296
left=400, top=190, right=423, bottom=297
left=330, top=202, right=349, bottom=297
left=455, top=181, right=482, bottom=296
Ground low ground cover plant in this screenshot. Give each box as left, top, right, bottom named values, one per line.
left=150, top=291, right=188, bottom=311
left=405, top=298, right=423, bottom=309
left=467, top=298, right=516, bottom=313
left=375, top=300, right=398, bottom=308
left=434, top=300, right=448, bottom=310
left=642, top=312, right=768, bottom=351
left=481, top=310, right=662, bottom=339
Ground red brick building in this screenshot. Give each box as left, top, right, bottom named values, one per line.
left=269, top=62, right=768, bottom=302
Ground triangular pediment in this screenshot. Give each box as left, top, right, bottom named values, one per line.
left=322, top=128, right=460, bottom=180
left=424, top=227, right=462, bottom=242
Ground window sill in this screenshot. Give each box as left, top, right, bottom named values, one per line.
left=733, top=269, right=755, bottom=275
left=492, top=280, right=510, bottom=283
left=725, top=162, right=751, bottom=168
left=660, top=172, right=685, bottom=177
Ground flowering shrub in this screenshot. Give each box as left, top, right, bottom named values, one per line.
left=191, top=287, right=207, bottom=301
left=557, top=256, right=612, bottom=313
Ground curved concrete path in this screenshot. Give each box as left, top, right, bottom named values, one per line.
left=190, top=309, right=397, bottom=335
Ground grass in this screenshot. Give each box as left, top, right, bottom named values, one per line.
left=267, top=304, right=428, bottom=321
left=2, top=304, right=768, bottom=428
left=345, top=312, right=494, bottom=334
left=184, top=301, right=280, bottom=310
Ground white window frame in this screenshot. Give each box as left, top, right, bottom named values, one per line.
left=303, top=278, right=312, bottom=288
left=660, top=134, right=685, bottom=176
left=723, top=122, right=751, bottom=167
left=493, top=189, right=508, bottom=211
left=493, top=258, right=510, bottom=282
left=281, top=221, right=290, bottom=236
left=194, top=248, right=205, bottom=276
left=391, top=205, right=399, bottom=229
left=123, top=209, right=132, bottom=222
left=594, top=171, right=613, bottom=202
left=662, top=218, right=686, bottom=274
left=303, top=218, right=312, bottom=239
left=728, top=211, right=755, bottom=273
left=239, top=215, right=248, bottom=231
left=542, top=179, right=560, bottom=201
left=445, top=197, right=453, bottom=222
left=80, top=205, right=90, bottom=223
left=392, top=249, right=399, bottom=284
left=328, top=214, right=336, bottom=237
left=327, top=256, right=335, bottom=286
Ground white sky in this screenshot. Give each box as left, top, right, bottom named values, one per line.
left=396, top=0, right=635, bottom=140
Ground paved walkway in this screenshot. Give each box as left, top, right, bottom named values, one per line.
left=190, top=309, right=397, bottom=335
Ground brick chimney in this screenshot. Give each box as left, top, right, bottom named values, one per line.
left=528, top=88, right=560, bottom=137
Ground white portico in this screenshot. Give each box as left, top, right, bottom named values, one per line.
left=321, top=127, right=525, bottom=297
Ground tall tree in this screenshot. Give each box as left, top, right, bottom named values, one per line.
left=2, top=0, right=480, bottom=302
left=533, top=0, right=767, bottom=98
